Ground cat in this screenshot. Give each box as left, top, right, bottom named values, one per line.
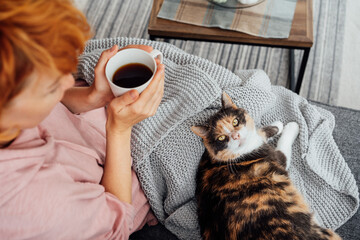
left=191, top=92, right=341, bottom=240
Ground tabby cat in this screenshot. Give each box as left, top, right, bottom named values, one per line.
left=191, top=92, right=341, bottom=240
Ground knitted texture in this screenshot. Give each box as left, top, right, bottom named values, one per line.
left=76, top=37, right=359, bottom=240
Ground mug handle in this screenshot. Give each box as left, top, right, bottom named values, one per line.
left=149, top=49, right=163, bottom=64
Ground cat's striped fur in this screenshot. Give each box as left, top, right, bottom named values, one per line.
left=191, top=92, right=341, bottom=240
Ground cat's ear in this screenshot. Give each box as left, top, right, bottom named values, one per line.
left=191, top=126, right=209, bottom=139
left=221, top=91, right=237, bottom=109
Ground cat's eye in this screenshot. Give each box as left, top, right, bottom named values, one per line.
left=233, top=118, right=239, bottom=127
left=217, top=135, right=226, bottom=141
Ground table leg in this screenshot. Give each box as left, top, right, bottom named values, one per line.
left=289, top=47, right=311, bottom=94
left=295, top=47, right=310, bottom=94
left=289, top=49, right=295, bottom=91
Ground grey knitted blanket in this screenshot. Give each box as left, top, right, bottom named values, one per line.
left=76, top=37, right=359, bottom=240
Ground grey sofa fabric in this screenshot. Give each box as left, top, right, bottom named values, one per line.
left=310, top=101, right=360, bottom=240
left=130, top=101, right=360, bottom=240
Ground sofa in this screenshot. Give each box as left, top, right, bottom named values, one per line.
left=74, top=1, right=359, bottom=239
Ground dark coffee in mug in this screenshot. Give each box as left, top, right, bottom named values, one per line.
left=112, top=63, right=153, bottom=88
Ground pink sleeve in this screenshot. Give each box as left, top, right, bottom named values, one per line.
left=1, top=163, right=137, bottom=240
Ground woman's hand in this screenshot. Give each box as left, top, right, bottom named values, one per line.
left=62, top=44, right=157, bottom=114
left=88, top=44, right=155, bottom=109
left=106, top=61, right=165, bottom=136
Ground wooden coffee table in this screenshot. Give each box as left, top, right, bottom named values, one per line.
left=148, top=0, right=313, bottom=94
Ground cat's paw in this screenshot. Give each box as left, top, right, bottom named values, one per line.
left=283, top=122, right=300, bottom=139
left=270, top=121, right=283, bottom=135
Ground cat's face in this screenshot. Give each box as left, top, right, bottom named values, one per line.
left=192, top=92, right=259, bottom=161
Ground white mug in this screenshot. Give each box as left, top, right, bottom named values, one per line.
left=105, top=48, right=163, bottom=97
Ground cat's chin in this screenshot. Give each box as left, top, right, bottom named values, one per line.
left=238, top=138, right=246, bottom=146
left=233, top=133, right=264, bottom=156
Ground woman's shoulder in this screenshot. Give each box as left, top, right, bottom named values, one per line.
left=0, top=102, right=107, bottom=157
left=49, top=102, right=107, bottom=130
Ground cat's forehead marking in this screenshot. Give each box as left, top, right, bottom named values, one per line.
left=215, top=117, right=233, bottom=134
left=245, top=113, right=254, bottom=129
left=223, top=125, right=231, bottom=134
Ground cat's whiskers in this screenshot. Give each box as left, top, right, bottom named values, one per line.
left=230, top=159, right=238, bottom=174
left=227, top=160, right=234, bottom=174
left=226, top=161, right=233, bottom=174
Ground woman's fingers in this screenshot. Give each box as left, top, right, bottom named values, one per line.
left=108, top=90, right=139, bottom=114
left=140, top=67, right=165, bottom=116
left=148, top=83, right=164, bottom=116
left=147, top=66, right=165, bottom=113
left=132, top=64, right=164, bottom=110
left=119, top=44, right=153, bottom=53
left=94, top=45, right=118, bottom=76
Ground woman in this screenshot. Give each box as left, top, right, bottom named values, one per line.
left=0, top=0, right=164, bottom=239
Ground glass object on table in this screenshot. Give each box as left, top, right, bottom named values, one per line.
left=208, top=0, right=266, bottom=9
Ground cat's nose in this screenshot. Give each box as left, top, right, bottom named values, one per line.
left=231, top=132, right=240, bottom=140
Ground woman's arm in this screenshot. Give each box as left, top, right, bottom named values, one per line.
left=60, top=85, right=104, bottom=114
left=102, top=128, right=133, bottom=203
left=101, top=62, right=165, bottom=204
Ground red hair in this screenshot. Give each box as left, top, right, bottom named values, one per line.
left=0, top=0, right=92, bottom=114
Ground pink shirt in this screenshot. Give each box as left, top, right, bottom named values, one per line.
left=0, top=103, right=157, bottom=239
